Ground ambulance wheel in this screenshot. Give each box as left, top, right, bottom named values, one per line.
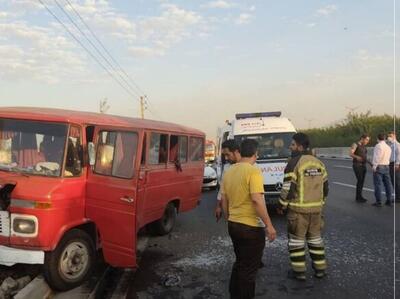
left=43, top=229, right=95, bottom=291
left=152, top=203, right=177, bottom=236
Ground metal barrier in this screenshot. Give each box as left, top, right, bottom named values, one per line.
left=315, top=147, right=374, bottom=161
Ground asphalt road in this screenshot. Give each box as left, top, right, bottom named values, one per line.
left=126, top=159, right=399, bottom=299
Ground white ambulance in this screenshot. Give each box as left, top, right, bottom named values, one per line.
left=217, top=112, right=296, bottom=205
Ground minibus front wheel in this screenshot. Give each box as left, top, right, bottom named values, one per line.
left=151, top=203, right=177, bottom=236
left=43, top=229, right=96, bottom=291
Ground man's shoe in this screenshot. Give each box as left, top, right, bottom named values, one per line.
left=385, top=201, right=392, bottom=206
left=295, top=273, right=306, bottom=281
left=314, top=270, right=326, bottom=279
left=288, top=270, right=306, bottom=281
left=356, top=198, right=367, bottom=203
left=372, top=202, right=382, bottom=207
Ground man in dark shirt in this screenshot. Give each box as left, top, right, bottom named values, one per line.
left=349, top=134, right=371, bottom=202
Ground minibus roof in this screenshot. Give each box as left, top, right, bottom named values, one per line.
left=0, top=107, right=204, bottom=136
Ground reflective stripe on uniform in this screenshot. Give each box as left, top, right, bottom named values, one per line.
left=284, top=172, right=297, bottom=181
left=312, top=260, right=326, bottom=265
left=290, top=251, right=306, bottom=257
left=291, top=261, right=306, bottom=267
left=289, top=241, right=305, bottom=248
left=279, top=199, right=289, bottom=207
left=288, top=201, right=324, bottom=208
left=309, top=249, right=325, bottom=255
left=307, top=237, right=323, bottom=245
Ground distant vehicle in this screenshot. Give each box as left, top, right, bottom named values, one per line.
left=203, top=164, right=218, bottom=190
left=0, top=107, right=205, bottom=291
left=217, top=111, right=296, bottom=205
left=205, top=140, right=216, bottom=163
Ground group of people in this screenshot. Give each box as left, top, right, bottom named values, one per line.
left=214, top=133, right=328, bottom=299
left=350, top=131, right=399, bottom=206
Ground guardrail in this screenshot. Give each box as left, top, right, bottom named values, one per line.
left=315, top=147, right=374, bottom=161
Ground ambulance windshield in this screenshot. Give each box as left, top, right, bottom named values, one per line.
left=235, top=132, right=295, bottom=160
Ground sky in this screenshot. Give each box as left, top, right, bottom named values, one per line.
left=0, top=0, right=397, bottom=139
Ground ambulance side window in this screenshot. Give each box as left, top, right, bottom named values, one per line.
left=222, top=132, right=229, bottom=143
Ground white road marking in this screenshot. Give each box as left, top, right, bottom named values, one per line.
left=334, top=165, right=353, bottom=169
left=333, top=182, right=390, bottom=195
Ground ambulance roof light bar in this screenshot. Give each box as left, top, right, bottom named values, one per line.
left=235, top=111, right=282, bottom=120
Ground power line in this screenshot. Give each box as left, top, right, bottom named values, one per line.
left=53, top=0, right=141, bottom=99
left=37, top=0, right=139, bottom=100
left=143, top=96, right=164, bottom=120
left=63, top=0, right=146, bottom=97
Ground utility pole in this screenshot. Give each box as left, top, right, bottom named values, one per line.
left=140, top=96, right=145, bottom=119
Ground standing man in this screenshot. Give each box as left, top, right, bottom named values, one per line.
left=215, top=140, right=241, bottom=221
left=278, top=133, right=329, bottom=281
left=387, top=131, right=400, bottom=202
left=221, top=139, right=276, bottom=299
left=350, top=134, right=371, bottom=202
left=372, top=133, right=393, bottom=207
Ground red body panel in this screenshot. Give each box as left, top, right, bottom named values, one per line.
left=0, top=107, right=204, bottom=268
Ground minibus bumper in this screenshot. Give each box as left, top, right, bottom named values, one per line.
left=0, top=245, right=45, bottom=266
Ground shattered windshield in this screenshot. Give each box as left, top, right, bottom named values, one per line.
left=0, top=118, right=68, bottom=177
left=235, top=132, right=295, bottom=160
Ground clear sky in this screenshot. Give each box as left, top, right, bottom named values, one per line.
left=0, top=0, right=397, bottom=139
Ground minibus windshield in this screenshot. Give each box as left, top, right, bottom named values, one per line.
left=0, top=118, right=68, bottom=177
left=235, top=132, right=295, bottom=160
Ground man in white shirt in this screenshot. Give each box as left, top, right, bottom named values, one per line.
left=387, top=131, right=400, bottom=202
left=372, top=133, right=393, bottom=207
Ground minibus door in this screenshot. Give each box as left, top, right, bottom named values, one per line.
left=86, top=129, right=139, bottom=268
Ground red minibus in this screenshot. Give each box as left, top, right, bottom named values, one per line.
left=0, top=107, right=205, bottom=290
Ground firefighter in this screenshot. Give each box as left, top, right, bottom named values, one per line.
left=277, top=133, right=329, bottom=281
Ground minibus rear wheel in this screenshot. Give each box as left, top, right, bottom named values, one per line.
left=43, top=229, right=96, bottom=291
left=152, top=203, right=177, bottom=235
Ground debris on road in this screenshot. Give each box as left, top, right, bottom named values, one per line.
left=0, top=276, right=32, bottom=299
left=162, top=273, right=181, bottom=287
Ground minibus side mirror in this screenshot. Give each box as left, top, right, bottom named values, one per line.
left=88, top=142, right=96, bottom=166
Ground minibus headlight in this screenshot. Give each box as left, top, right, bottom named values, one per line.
left=13, top=218, right=36, bottom=234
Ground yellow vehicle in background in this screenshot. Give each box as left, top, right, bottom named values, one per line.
left=205, top=140, right=216, bottom=163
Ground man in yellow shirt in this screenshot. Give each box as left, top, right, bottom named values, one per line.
left=221, top=139, right=276, bottom=299
left=215, top=139, right=241, bottom=221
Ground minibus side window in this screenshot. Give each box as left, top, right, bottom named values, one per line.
left=64, top=126, right=83, bottom=177
left=141, top=134, right=146, bottom=165
left=149, top=133, right=168, bottom=165
left=169, top=135, right=188, bottom=163
left=189, top=137, right=204, bottom=162
left=95, top=131, right=138, bottom=179
left=169, top=135, right=179, bottom=162
left=178, top=136, right=188, bottom=162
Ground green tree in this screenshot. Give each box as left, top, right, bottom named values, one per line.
left=303, top=112, right=398, bottom=148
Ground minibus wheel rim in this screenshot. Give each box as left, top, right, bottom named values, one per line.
left=59, top=241, right=90, bottom=281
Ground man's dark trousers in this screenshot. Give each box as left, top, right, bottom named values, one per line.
left=353, top=163, right=367, bottom=200
left=389, top=162, right=400, bottom=201
left=228, top=221, right=265, bottom=299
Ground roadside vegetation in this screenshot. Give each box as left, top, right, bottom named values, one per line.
left=303, top=112, right=398, bottom=148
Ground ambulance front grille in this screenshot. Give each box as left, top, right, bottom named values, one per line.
left=0, top=211, right=10, bottom=237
